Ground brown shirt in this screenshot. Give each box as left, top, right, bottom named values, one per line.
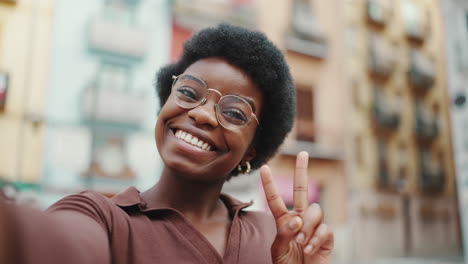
left=47, top=187, right=277, bottom=264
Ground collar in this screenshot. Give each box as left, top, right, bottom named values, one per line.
left=111, top=186, right=253, bottom=215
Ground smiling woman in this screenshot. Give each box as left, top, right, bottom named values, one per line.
left=1, top=24, right=334, bottom=264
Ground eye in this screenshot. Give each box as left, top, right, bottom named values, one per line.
left=221, top=108, right=248, bottom=125
left=176, top=86, right=199, bottom=102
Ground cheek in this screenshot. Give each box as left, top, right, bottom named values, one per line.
left=226, top=129, right=256, bottom=156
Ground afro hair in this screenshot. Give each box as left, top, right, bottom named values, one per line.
left=155, top=23, right=296, bottom=176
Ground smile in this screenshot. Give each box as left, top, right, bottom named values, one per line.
left=174, top=129, right=213, bottom=151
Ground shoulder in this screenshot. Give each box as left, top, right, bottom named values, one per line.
left=47, top=190, right=114, bottom=214
left=46, top=190, right=120, bottom=232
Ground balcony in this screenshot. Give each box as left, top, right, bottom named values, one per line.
left=407, top=49, right=434, bottom=92
left=368, top=34, right=398, bottom=80
left=82, top=85, right=148, bottom=128
left=414, top=104, right=438, bottom=140
left=88, top=17, right=149, bottom=59
left=419, top=151, right=444, bottom=194
left=372, top=89, right=401, bottom=130
left=172, top=0, right=256, bottom=30
left=401, top=0, right=427, bottom=42
left=285, top=0, right=327, bottom=58
left=367, top=0, right=392, bottom=27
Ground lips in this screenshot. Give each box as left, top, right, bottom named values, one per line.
left=174, top=129, right=214, bottom=151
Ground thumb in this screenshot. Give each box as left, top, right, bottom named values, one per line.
left=272, top=216, right=303, bottom=254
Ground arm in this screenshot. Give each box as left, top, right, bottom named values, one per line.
left=1, top=199, right=111, bottom=264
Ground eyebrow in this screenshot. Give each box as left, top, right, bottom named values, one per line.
left=179, top=74, right=207, bottom=87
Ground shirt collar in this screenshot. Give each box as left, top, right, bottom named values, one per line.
left=111, top=186, right=253, bottom=214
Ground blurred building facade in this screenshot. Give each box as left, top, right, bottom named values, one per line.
left=344, top=0, right=459, bottom=260
left=39, top=0, right=170, bottom=205
left=0, top=0, right=53, bottom=197
left=0, top=0, right=463, bottom=262
left=170, top=0, right=462, bottom=261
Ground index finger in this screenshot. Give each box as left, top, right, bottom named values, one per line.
left=260, top=165, right=288, bottom=220
left=293, top=151, right=309, bottom=213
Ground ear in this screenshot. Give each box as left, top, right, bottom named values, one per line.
left=243, top=147, right=256, bottom=162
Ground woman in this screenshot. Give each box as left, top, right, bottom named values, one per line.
left=4, top=24, right=333, bottom=264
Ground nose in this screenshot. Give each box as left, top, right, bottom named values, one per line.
left=187, top=95, right=219, bottom=128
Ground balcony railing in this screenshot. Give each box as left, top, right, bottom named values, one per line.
left=419, top=151, right=444, bottom=193
left=82, top=85, right=147, bottom=127
left=88, top=17, right=149, bottom=59
left=368, top=35, right=398, bottom=79
left=367, top=0, right=392, bottom=26
left=285, top=0, right=327, bottom=58
left=372, top=90, right=401, bottom=130
left=414, top=104, right=438, bottom=140
left=407, top=49, right=435, bottom=91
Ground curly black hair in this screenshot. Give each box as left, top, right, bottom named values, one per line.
left=155, top=23, right=296, bottom=176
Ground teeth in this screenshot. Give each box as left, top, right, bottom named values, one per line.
left=174, top=129, right=213, bottom=151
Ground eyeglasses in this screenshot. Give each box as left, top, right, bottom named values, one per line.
left=171, top=74, right=259, bottom=131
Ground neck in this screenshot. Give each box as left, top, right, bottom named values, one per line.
left=141, top=167, right=227, bottom=221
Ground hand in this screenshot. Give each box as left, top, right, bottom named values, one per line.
left=260, top=151, right=334, bottom=264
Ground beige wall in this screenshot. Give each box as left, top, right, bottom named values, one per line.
left=0, top=0, right=53, bottom=183
left=346, top=0, right=455, bottom=195
left=256, top=0, right=348, bottom=231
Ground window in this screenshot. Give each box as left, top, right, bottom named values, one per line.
left=295, top=86, right=314, bottom=141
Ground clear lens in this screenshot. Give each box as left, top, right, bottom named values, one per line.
left=217, top=95, right=252, bottom=127
left=172, top=75, right=255, bottom=129
left=172, top=75, right=208, bottom=108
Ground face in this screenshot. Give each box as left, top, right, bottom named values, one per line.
left=155, top=58, right=263, bottom=182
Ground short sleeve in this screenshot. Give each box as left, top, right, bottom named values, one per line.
left=47, top=191, right=114, bottom=233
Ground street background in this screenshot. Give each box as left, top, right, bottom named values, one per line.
left=0, top=0, right=467, bottom=263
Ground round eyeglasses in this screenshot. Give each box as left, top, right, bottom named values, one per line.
left=171, top=74, right=260, bottom=131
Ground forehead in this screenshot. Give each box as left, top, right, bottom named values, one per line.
left=182, top=58, right=263, bottom=105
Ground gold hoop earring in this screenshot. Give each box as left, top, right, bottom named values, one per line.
left=237, top=161, right=251, bottom=174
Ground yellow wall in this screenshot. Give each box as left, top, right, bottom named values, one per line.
left=0, top=0, right=53, bottom=183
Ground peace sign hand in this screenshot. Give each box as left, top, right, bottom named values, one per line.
left=260, top=151, right=334, bottom=264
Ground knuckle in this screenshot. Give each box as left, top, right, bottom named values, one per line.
left=266, top=194, right=279, bottom=202
left=294, top=186, right=307, bottom=192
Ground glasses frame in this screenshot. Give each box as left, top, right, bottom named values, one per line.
left=171, top=74, right=260, bottom=130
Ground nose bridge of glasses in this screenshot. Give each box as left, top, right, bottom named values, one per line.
left=207, top=88, right=223, bottom=98
left=199, top=88, right=222, bottom=105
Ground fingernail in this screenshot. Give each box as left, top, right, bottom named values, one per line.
left=304, top=244, right=314, bottom=254
left=288, top=216, right=301, bottom=230
left=310, top=236, right=319, bottom=245
left=295, top=232, right=305, bottom=244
